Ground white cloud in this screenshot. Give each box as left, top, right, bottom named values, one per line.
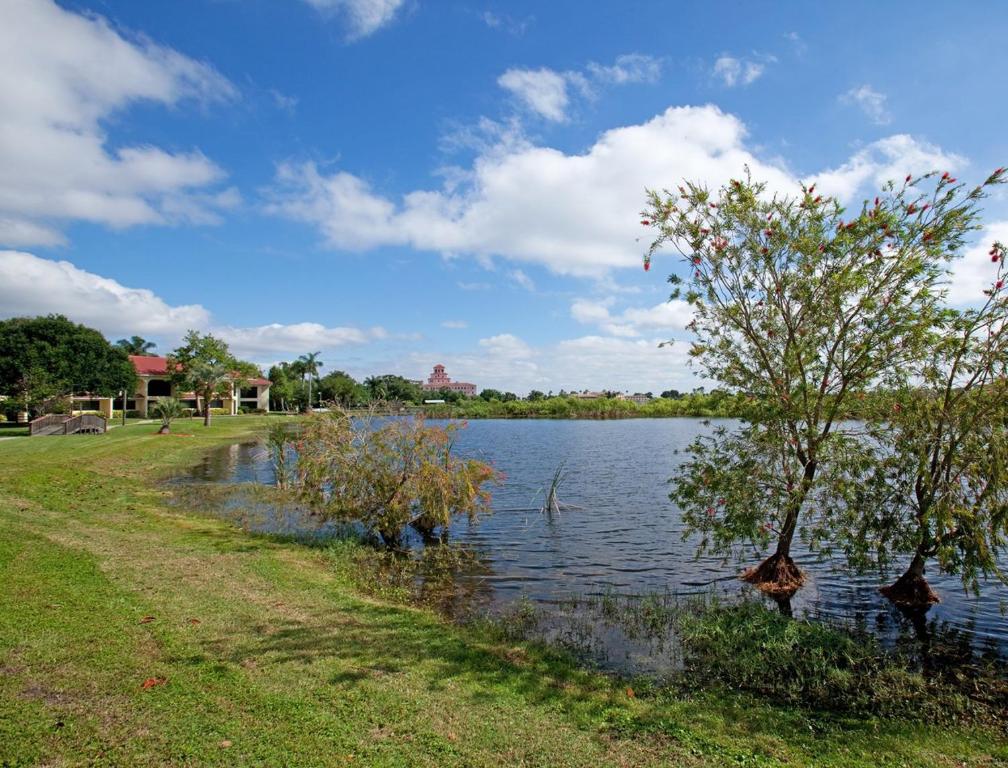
left=944, top=221, right=1008, bottom=305
left=0, top=250, right=210, bottom=337
left=480, top=10, right=531, bottom=36
left=217, top=322, right=386, bottom=358
left=265, top=105, right=796, bottom=275
left=509, top=268, right=535, bottom=290
left=713, top=55, right=769, bottom=87
left=301, top=0, right=404, bottom=38
left=411, top=332, right=701, bottom=394
left=841, top=85, right=891, bottom=125
left=441, top=320, right=468, bottom=329
left=811, top=134, right=966, bottom=202
left=497, top=67, right=571, bottom=122
left=0, top=251, right=381, bottom=360
left=586, top=53, right=662, bottom=85
left=266, top=104, right=967, bottom=278
left=0, top=0, right=236, bottom=247
left=496, top=54, right=662, bottom=122
left=571, top=297, right=693, bottom=338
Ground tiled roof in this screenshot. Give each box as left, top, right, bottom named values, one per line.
left=128, top=355, right=270, bottom=386
left=129, top=355, right=173, bottom=375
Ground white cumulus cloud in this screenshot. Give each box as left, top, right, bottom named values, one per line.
left=811, top=134, right=966, bottom=202
left=571, top=297, right=694, bottom=338
left=0, top=0, right=237, bottom=248
left=266, top=105, right=964, bottom=277
left=0, top=251, right=382, bottom=361
left=497, top=67, right=571, bottom=122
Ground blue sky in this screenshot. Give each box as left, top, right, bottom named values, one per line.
left=2, top=0, right=1007, bottom=393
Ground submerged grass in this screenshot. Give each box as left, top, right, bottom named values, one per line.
left=0, top=417, right=1006, bottom=766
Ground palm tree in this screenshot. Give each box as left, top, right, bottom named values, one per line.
left=116, top=336, right=157, bottom=356
left=364, top=375, right=387, bottom=400
left=153, top=397, right=184, bottom=434
left=297, top=352, right=323, bottom=410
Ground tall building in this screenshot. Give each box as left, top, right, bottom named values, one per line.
left=422, top=364, right=476, bottom=397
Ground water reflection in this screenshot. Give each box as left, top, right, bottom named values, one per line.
left=177, top=418, right=1008, bottom=666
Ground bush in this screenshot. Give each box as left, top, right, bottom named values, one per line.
left=296, top=410, right=500, bottom=547
left=674, top=601, right=1005, bottom=722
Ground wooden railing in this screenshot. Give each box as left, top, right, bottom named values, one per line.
left=29, top=413, right=107, bottom=436
left=64, top=414, right=107, bottom=434
left=28, top=413, right=69, bottom=436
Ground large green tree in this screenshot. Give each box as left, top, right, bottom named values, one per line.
left=0, top=315, right=135, bottom=416
left=364, top=374, right=423, bottom=404
left=830, top=250, right=1008, bottom=607
left=643, top=169, right=1002, bottom=594
left=267, top=362, right=306, bottom=412
left=168, top=331, right=239, bottom=427
left=317, top=370, right=367, bottom=407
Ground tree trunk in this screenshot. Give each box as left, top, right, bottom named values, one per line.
left=158, top=424, right=170, bottom=434
left=880, top=550, right=940, bottom=608
left=741, top=461, right=814, bottom=596
left=204, top=391, right=211, bottom=428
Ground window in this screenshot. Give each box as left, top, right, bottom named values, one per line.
left=147, top=379, right=172, bottom=397
left=240, top=386, right=258, bottom=399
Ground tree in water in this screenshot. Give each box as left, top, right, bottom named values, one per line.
left=830, top=238, right=1008, bottom=608
left=295, top=410, right=498, bottom=548
left=642, top=169, right=1001, bottom=595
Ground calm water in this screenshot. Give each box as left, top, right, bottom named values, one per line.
left=185, top=418, right=1007, bottom=667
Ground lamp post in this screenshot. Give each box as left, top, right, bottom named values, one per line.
left=120, top=390, right=126, bottom=427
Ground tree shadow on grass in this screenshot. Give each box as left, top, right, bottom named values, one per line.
left=201, top=599, right=613, bottom=720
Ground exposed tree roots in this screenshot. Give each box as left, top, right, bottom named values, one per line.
left=880, top=571, right=940, bottom=608
left=741, top=553, right=806, bottom=597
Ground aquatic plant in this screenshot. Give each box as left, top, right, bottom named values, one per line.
left=265, top=421, right=296, bottom=489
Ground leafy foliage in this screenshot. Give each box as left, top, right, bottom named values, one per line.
left=642, top=169, right=1004, bottom=584
left=152, top=397, right=185, bottom=433
left=295, top=410, right=499, bottom=546
left=115, top=336, right=156, bottom=355
left=829, top=251, right=1008, bottom=596
left=168, top=331, right=242, bottom=427
left=0, top=314, right=135, bottom=415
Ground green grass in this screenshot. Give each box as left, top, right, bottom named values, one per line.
left=0, top=417, right=1005, bottom=766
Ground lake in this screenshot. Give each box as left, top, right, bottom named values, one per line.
left=184, top=418, right=1008, bottom=671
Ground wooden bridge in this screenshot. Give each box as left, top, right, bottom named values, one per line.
left=29, top=413, right=108, bottom=436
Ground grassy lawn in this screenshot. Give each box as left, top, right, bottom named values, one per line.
left=0, top=417, right=1004, bottom=767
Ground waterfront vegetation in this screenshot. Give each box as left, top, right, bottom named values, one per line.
left=643, top=169, right=1008, bottom=599
left=2, top=418, right=1006, bottom=766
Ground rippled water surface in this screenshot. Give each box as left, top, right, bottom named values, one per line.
left=186, top=418, right=1008, bottom=663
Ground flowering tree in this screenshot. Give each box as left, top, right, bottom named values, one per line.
left=642, top=168, right=1004, bottom=594
left=296, top=410, right=499, bottom=547
left=829, top=249, right=1008, bottom=607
